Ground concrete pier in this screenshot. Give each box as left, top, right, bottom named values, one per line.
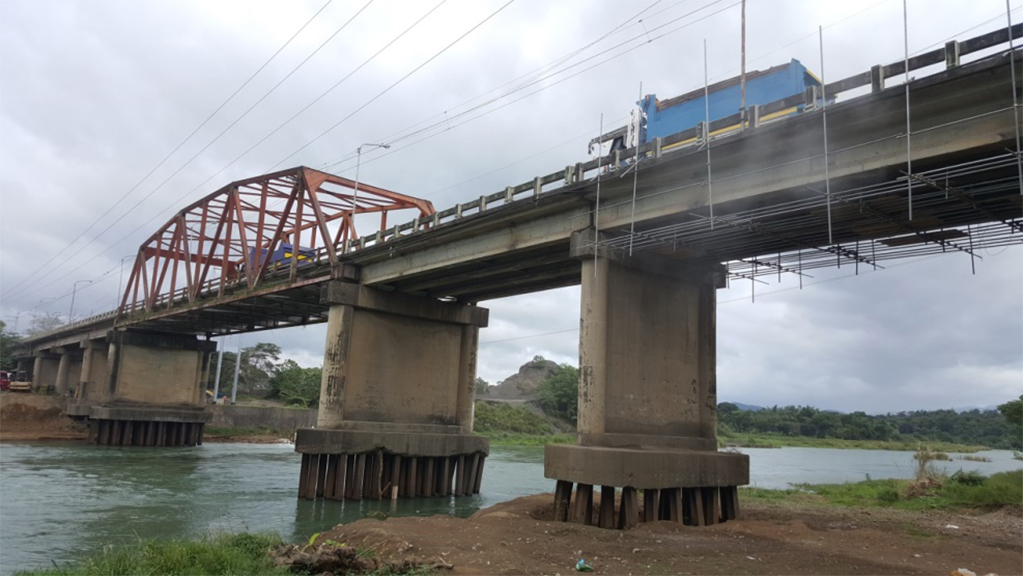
left=295, top=280, right=489, bottom=500
left=545, top=232, right=749, bottom=528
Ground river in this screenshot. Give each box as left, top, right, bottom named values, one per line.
left=1, top=442, right=1019, bottom=575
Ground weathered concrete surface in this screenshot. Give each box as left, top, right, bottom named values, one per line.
left=544, top=444, right=748, bottom=489
left=89, top=404, right=211, bottom=423
left=106, top=331, right=216, bottom=407
left=316, top=281, right=486, bottom=433
left=33, top=354, right=59, bottom=392
left=577, top=253, right=722, bottom=446
left=295, top=428, right=488, bottom=457
left=301, top=282, right=489, bottom=500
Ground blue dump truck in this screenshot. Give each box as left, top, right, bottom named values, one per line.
left=238, top=243, right=316, bottom=276
left=596, top=59, right=824, bottom=154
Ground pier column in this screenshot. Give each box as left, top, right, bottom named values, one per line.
left=54, top=348, right=72, bottom=395
left=67, top=339, right=111, bottom=418
left=545, top=230, right=748, bottom=529
left=32, top=352, right=59, bottom=392
left=86, top=330, right=215, bottom=447
left=296, top=280, right=489, bottom=501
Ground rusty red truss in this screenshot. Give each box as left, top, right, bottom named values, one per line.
left=119, top=166, right=434, bottom=316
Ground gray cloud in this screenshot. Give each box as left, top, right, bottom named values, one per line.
left=1, top=0, right=1019, bottom=413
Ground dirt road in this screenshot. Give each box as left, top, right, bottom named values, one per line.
left=312, top=493, right=1022, bottom=575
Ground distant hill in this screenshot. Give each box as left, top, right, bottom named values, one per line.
left=485, top=358, right=560, bottom=400
left=731, top=402, right=763, bottom=412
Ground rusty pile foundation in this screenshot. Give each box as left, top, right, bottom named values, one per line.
left=88, top=419, right=204, bottom=447
left=553, top=481, right=739, bottom=529
left=298, top=451, right=485, bottom=500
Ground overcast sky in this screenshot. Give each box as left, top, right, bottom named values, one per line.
left=1, top=0, right=1020, bottom=414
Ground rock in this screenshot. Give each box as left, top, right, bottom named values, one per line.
left=487, top=359, right=561, bottom=399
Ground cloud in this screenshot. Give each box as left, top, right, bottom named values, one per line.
left=0, top=0, right=1019, bottom=414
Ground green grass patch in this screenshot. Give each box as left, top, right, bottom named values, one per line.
left=719, top=433, right=988, bottom=452
left=204, top=425, right=288, bottom=437
left=479, top=431, right=575, bottom=446
left=745, top=470, right=1022, bottom=511
left=15, top=533, right=288, bottom=576
left=473, top=402, right=552, bottom=435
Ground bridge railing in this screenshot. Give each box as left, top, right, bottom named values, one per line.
left=115, top=25, right=1020, bottom=325
left=338, top=25, right=1020, bottom=252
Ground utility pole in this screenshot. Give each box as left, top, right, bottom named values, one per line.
left=740, top=0, right=747, bottom=119
left=212, top=339, right=224, bottom=402
left=230, top=337, right=242, bottom=405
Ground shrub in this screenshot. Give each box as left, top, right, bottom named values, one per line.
left=474, top=402, right=552, bottom=435
left=949, top=469, right=986, bottom=486
left=536, top=364, right=579, bottom=424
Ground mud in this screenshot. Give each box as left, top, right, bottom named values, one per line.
left=310, top=493, right=1022, bottom=575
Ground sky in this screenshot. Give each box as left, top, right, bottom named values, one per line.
left=0, top=0, right=1020, bottom=414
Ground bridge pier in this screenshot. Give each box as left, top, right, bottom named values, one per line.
left=545, top=234, right=749, bottom=528
left=32, top=352, right=59, bottom=392
left=83, top=331, right=215, bottom=447
left=295, top=280, right=489, bottom=501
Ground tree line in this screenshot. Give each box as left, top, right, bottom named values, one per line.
left=526, top=357, right=1022, bottom=450
left=209, top=342, right=321, bottom=408
left=718, top=402, right=1022, bottom=450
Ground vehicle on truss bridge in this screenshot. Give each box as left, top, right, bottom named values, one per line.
left=592, top=59, right=828, bottom=156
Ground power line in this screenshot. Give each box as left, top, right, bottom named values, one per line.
left=5, top=1, right=376, bottom=301
left=3, top=0, right=335, bottom=299
left=267, top=0, right=518, bottom=171
left=323, top=0, right=739, bottom=179
left=32, top=0, right=454, bottom=301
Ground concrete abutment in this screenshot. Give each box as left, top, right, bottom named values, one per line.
left=295, top=280, right=490, bottom=501
left=546, top=234, right=749, bottom=528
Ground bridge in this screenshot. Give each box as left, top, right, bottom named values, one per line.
left=13, top=27, right=1022, bottom=529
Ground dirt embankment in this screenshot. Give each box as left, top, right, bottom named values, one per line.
left=311, top=494, right=1022, bottom=576
left=0, top=392, right=87, bottom=441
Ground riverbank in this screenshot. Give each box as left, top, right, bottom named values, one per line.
left=719, top=432, right=990, bottom=452
left=0, top=393, right=86, bottom=442
left=21, top=490, right=1019, bottom=576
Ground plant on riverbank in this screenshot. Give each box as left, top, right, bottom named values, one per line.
left=957, top=454, right=992, bottom=462
left=717, top=431, right=987, bottom=453
left=16, top=533, right=288, bottom=576
left=745, top=470, right=1022, bottom=511
left=205, top=425, right=289, bottom=438
left=474, top=402, right=552, bottom=435
left=481, top=432, right=575, bottom=446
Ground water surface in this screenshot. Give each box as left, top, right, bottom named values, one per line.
left=1, top=441, right=1019, bottom=574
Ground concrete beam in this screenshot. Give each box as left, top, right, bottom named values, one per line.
left=320, top=281, right=488, bottom=327
left=295, top=428, right=488, bottom=457
left=545, top=444, right=749, bottom=489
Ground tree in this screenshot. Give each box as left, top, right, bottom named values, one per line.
left=270, top=360, right=322, bottom=408
left=537, top=364, right=579, bottom=424
left=213, top=342, right=284, bottom=396
left=998, top=395, right=1023, bottom=428
left=0, top=321, right=20, bottom=371
left=25, top=313, right=63, bottom=337
left=474, top=377, right=489, bottom=395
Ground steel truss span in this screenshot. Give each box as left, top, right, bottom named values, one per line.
left=119, top=166, right=434, bottom=317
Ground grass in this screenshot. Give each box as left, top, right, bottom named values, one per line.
left=15, top=533, right=437, bottom=576
left=15, top=533, right=289, bottom=576
left=479, top=431, right=575, bottom=446
left=204, top=425, right=288, bottom=437
left=718, top=432, right=988, bottom=453
left=473, top=402, right=552, bottom=435
left=742, top=470, right=1023, bottom=511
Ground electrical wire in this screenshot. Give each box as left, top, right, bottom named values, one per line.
left=5, top=1, right=376, bottom=301
left=3, top=0, right=336, bottom=298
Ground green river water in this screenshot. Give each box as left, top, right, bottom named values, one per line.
left=1, top=441, right=1019, bottom=574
